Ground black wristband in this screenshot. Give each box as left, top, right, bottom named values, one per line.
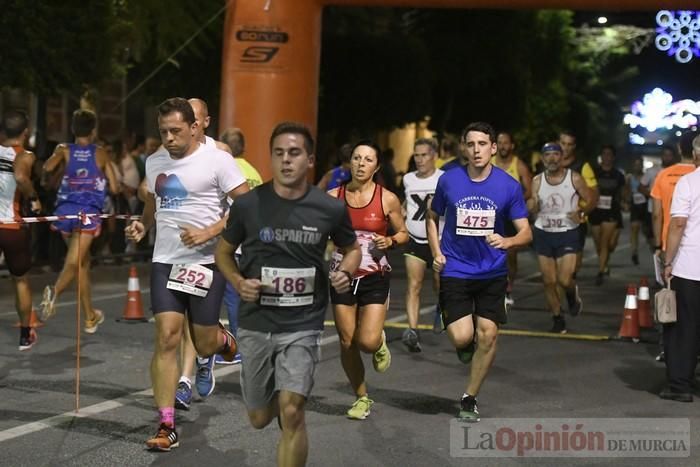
left=339, top=270, right=353, bottom=283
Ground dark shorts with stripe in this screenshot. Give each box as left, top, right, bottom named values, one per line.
left=150, top=262, right=226, bottom=325
left=403, top=238, right=433, bottom=265
left=533, top=227, right=581, bottom=258
left=330, top=272, right=391, bottom=307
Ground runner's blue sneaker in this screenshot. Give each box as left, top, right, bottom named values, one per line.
left=432, top=305, right=443, bottom=334
left=215, top=353, right=241, bottom=365
left=195, top=356, right=215, bottom=397
left=175, top=381, right=192, bottom=410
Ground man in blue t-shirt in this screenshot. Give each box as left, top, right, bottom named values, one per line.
left=426, top=121, right=532, bottom=422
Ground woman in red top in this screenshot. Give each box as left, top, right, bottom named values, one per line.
left=328, top=140, right=408, bottom=420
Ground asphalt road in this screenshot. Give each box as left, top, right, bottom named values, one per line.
left=1, top=222, right=697, bottom=466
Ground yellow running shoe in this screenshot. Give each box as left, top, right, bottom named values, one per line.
left=372, top=330, right=391, bottom=373
left=346, top=395, right=374, bottom=420
left=84, top=309, right=105, bottom=334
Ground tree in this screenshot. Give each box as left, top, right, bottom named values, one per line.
left=0, top=0, right=124, bottom=95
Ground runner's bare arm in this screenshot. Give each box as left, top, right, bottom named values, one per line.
left=43, top=144, right=68, bottom=173
left=330, top=240, right=361, bottom=293
left=373, top=190, right=408, bottom=249
left=41, top=144, right=67, bottom=188
left=527, top=174, right=542, bottom=214
left=215, top=238, right=261, bottom=302
left=652, top=198, right=663, bottom=251
left=426, top=207, right=444, bottom=272
left=96, top=147, right=120, bottom=195
left=125, top=192, right=155, bottom=242
left=572, top=171, right=596, bottom=215
left=487, top=217, right=532, bottom=250
left=517, top=159, right=533, bottom=201
left=14, top=150, right=41, bottom=213
left=13, top=150, right=38, bottom=197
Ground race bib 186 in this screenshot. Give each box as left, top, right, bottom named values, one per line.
left=456, top=208, right=495, bottom=236
left=261, top=266, right=316, bottom=307
left=166, top=264, right=213, bottom=297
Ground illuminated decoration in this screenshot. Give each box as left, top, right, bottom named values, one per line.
left=655, top=10, right=700, bottom=63
left=624, top=88, right=700, bottom=144
left=628, top=133, right=646, bottom=145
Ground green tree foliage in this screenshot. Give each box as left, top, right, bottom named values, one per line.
left=0, top=0, right=225, bottom=103
left=118, top=0, right=227, bottom=106
left=0, top=0, right=124, bottom=95
left=319, top=8, right=432, bottom=137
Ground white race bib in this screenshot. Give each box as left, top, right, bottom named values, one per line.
left=166, top=264, right=213, bottom=297
left=597, top=195, right=612, bottom=210
left=633, top=192, right=646, bottom=205
left=261, top=266, right=316, bottom=307
left=456, top=208, right=495, bottom=236
left=540, top=214, right=569, bottom=233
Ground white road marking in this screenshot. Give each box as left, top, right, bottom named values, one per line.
left=0, top=305, right=435, bottom=443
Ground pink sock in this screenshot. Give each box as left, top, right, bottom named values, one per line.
left=220, top=330, right=232, bottom=353
left=159, top=407, right=175, bottom=427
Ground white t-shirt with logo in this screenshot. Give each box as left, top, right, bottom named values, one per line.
left=146, top=142, right=245, bottom=264
left=669, top=167, right=700, bottom=281
left=403, top=169, right=443, bottom=243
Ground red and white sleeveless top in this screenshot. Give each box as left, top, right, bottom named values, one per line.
left=0, top=144, right=24, bottom=230
left=332, top=183, right=390, bottom=278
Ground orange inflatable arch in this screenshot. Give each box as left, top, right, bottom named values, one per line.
left=220, top=0, right=693, bottom=179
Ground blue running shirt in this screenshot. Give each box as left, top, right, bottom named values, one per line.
left=56, top=144, right=106, bottom=211
left=431, top=165, right=528, bottom=279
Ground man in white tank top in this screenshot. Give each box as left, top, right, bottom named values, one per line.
left=401, top=138, right=443, bottom=352
left=528, top=143, right=596, bottom=334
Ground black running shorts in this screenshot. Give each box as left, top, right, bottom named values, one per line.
left=330, top=272, right=390, bottom=307
left=439, top=276, right=508, bottom=327
left=150, top=262, right=226, bottom=325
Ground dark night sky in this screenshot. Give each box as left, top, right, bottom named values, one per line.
left=574, top=10, right=700, bottom=103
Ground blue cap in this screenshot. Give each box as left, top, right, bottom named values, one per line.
left=541, top=142, right=562, bottom=153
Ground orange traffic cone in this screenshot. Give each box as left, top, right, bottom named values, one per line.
left=618, top=284, right=640, bottom=341
left=637, top=277, right=653, bottom=328
left=117, top=266, right=148, bottom=323
left=13, top=308, right=45, bottom=328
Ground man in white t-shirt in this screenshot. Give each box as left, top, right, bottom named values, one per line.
left=125, top=97, right=249, bottom=451
left=401, top=138, right=443, bottom=352
left=660, top=134, right=700, bottom=402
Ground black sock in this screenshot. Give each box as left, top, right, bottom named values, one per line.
left=565, top=288, right=576, bottom=306
left=20, top=326, right=30, bottom=339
